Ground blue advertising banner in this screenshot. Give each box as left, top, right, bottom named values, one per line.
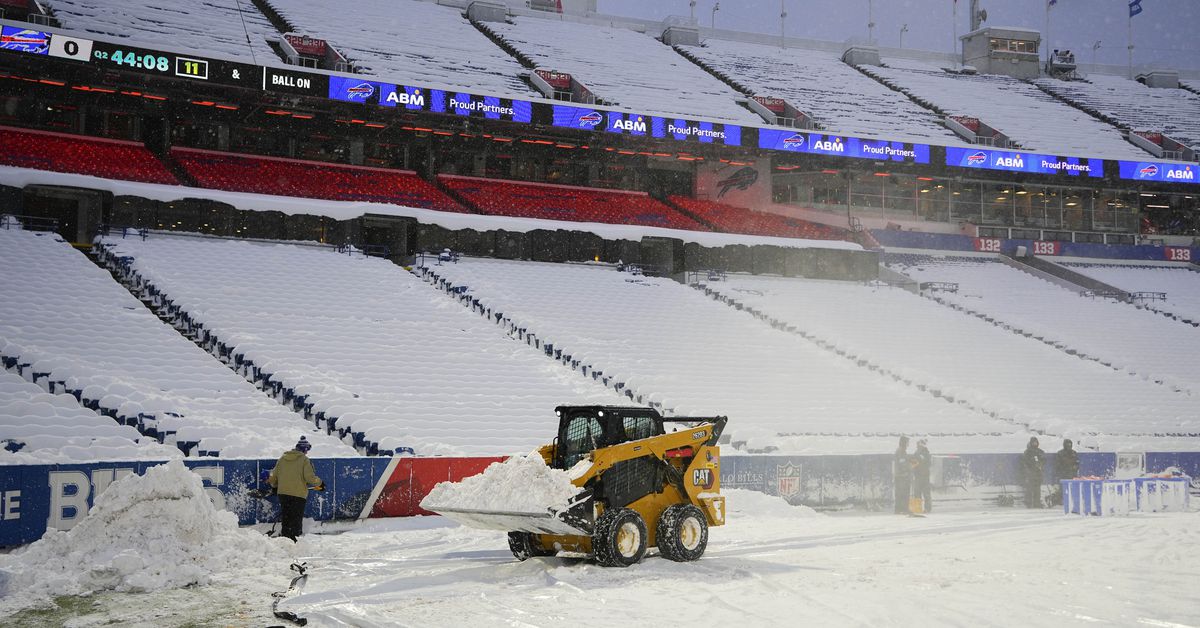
left=551, top=105, right=741, bottom=146
left=946, top=146, right=1103, bottom=178
left=1117, top=160, right=1198, bottom=184
left=0, top=25, right=50, bottom=55
left=759, top=128, right=931, bottom=164
left=328, top=75, right=385, bottom=105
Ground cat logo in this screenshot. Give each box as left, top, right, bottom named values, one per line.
left=692, top=468, right=715, bottom=489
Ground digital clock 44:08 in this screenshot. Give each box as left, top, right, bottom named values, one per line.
left=93, top=49, right=170, bottom=72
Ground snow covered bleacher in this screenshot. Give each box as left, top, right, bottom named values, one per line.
left=668, top=196, right=849, bottom=241
left=1034, top=74, right=1200, bottom=153
left=862, top=62, right=1151, bottom=160
left=439, top=175, right=708, bottom=231
left=478, top=17, right=757, bottom=123
left=42, top=0, right=281, bottom=66
left=0, top=367, right=176, bottom=464
left=0, top=126, right=178, bottom=185
left=172, top=148, right=464, bottom=211
left=98, top=234, right=625, bottom=457
left=680, top=40, right=965, bottom=145
left=0, top=226, right=351, bottom=458
left=424, top=257, right=1028, bottom=455
left=701, top=272, right=1198, bottom=451
left=1062, top=261, right=1200, bottom=325
left=265, top=0, right=535, bottom=98
left=889, top=254, right=1200, bottom=397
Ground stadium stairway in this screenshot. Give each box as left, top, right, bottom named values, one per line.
left=684, top=278, right=1049, bottom=439
left=414, top=263, right=663, bottom=411
left=89, top=236, right=340, bottom=446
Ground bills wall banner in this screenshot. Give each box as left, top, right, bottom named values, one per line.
left=0, top=25, right=50, bottom=55
left=551, top=105, right=741, bottom=146
left=946, top=147, right=1103, bottom=178
left=1118, top=161, right=1198, bottom=184
left=758, top=129, right=931, bottom=164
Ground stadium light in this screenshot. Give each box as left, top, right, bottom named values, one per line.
left=1091, top=40, right=1102, bottom=67
left=899, top=24, right=909, bottom=50
left=711, top=2, right=719, bottom=29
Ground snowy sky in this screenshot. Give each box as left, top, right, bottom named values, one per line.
left=597, top=0, right=1200, bottom=70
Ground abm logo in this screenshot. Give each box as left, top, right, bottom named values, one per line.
left=995, top=155, right=1024, bottom=168
left=1139, top=164, right=1159, bottom=178
left=966, top=151, right=988, bottom=165
left=578, top=111, right=603, bottom=127
left=346, top=82, right=375, bottom=100
left=385, top=88, right=424, bottom=107
left=611, top=115, right=647, bottom=133
left=811, top=137, right=845, bottom=152
left=0, top=29, right=50, bottom=54
left=717, top=167, right=759, bottom=198
left=1167, top=166, right=1194, bottom=181
left=782, top=134, right=805, bottom=149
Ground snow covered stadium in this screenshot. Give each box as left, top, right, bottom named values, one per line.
left=0, top=0, right=1199, bottom=624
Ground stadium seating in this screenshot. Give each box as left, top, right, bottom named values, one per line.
left=1034, top=74, right=1200, bottom=153
left=861, top=61, right=1152, bottom=160
left=440, top=175, right=709, bottom=231
left=668, top=196, right=851, bottom=241
left=0, top=126, right=178, bottom=185
left=0, top=366, right=176, bottom=463
left=265, top=0, right=535, bottom=98
left=680, top=40, right=965, bottom=145
left=701, top=272, right=1198, bottom=450
left=1, top=226, right=353, bottom=458
left=1062, top=262, right=1200, bottom=325
left=42, top=0, right=281, bottom=69
left=478, top=17, right=757, bottom=123
left=172, top=148, right=465, bottom=211
left=424, top=257, right=1026, bottom=454
left=888, top=254, right=1200, bottom=395
left=98, top=233, right=625, bottom=456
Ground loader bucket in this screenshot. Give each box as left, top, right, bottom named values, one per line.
left=427, top=491, right=594, bottom=536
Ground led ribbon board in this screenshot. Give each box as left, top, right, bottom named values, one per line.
left=759, top=129, right=930, bottom=164
left=946, top=147, right=1103, bottom=178
left=327, top=76, right=531, bottom=122
left=1117, top=161, right=1198, bottom=184
left=551, top=105, right=742, bottom=146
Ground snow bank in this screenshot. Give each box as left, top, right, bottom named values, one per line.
left=0, top=460, right=285, bottom=603
left=723, top=488, right=821, bottom=520
left=421, top=453, right=583, bottom=514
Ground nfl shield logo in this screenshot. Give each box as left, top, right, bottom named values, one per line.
left=776, top=462, right=801, bottom=499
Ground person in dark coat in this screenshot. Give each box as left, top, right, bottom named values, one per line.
left=894, top=436, right=912, bottom=514
left=268, top=436, right=323, bottom=541
left=1019, top=437, right=1045, bottom=508
left=1050, top=439, right=1080, bottom=506
left=912, top=439, right=932, bottom=513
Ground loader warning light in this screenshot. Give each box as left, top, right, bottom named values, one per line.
left=665, top=446, right=694, bottom=458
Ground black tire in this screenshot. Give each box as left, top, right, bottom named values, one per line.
left=593, top=507, right=648, bottom=567
left=507, top=531, right=554, bottom=560
left=656, top=504, right=709, bottom=562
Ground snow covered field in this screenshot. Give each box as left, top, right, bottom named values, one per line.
left=3, top=482, right=1197, bottom=627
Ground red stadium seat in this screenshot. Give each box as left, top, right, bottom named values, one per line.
left=668, top=196, right=851, bottom=242
left=172, top=148, right=465, bottom=212
left=0, top=126, right=178, bottom=185
left=439, top=175, right=709, bottom=231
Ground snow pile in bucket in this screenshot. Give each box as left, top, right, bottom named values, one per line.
left=421, top=453, right=583, bottom=513
left=0, top=460, right=286, bottom=602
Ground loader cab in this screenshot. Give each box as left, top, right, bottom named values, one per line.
left=553, top=406, right=665, bottom=470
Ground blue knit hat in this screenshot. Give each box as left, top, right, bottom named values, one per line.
left=295, top=436, right=311, bottom=453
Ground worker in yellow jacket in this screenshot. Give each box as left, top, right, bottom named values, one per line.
left=268, top=436, right=323, bottom=541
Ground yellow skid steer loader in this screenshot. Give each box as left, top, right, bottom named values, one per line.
left=429, top=405, right=727, bottom=567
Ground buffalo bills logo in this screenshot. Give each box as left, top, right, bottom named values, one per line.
left=578, top=111, right=603, bottom=127
left=0, top=29, right=49, bottom=54
left=717, top=167, right=759, bottom=198
left=782, top=134, right=805, bottom=149
left=346, top=82, right=375, bottom=100
left=1139, top=164, right=1159, bottom=178
left=966, top=152, right=988, bottom=165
